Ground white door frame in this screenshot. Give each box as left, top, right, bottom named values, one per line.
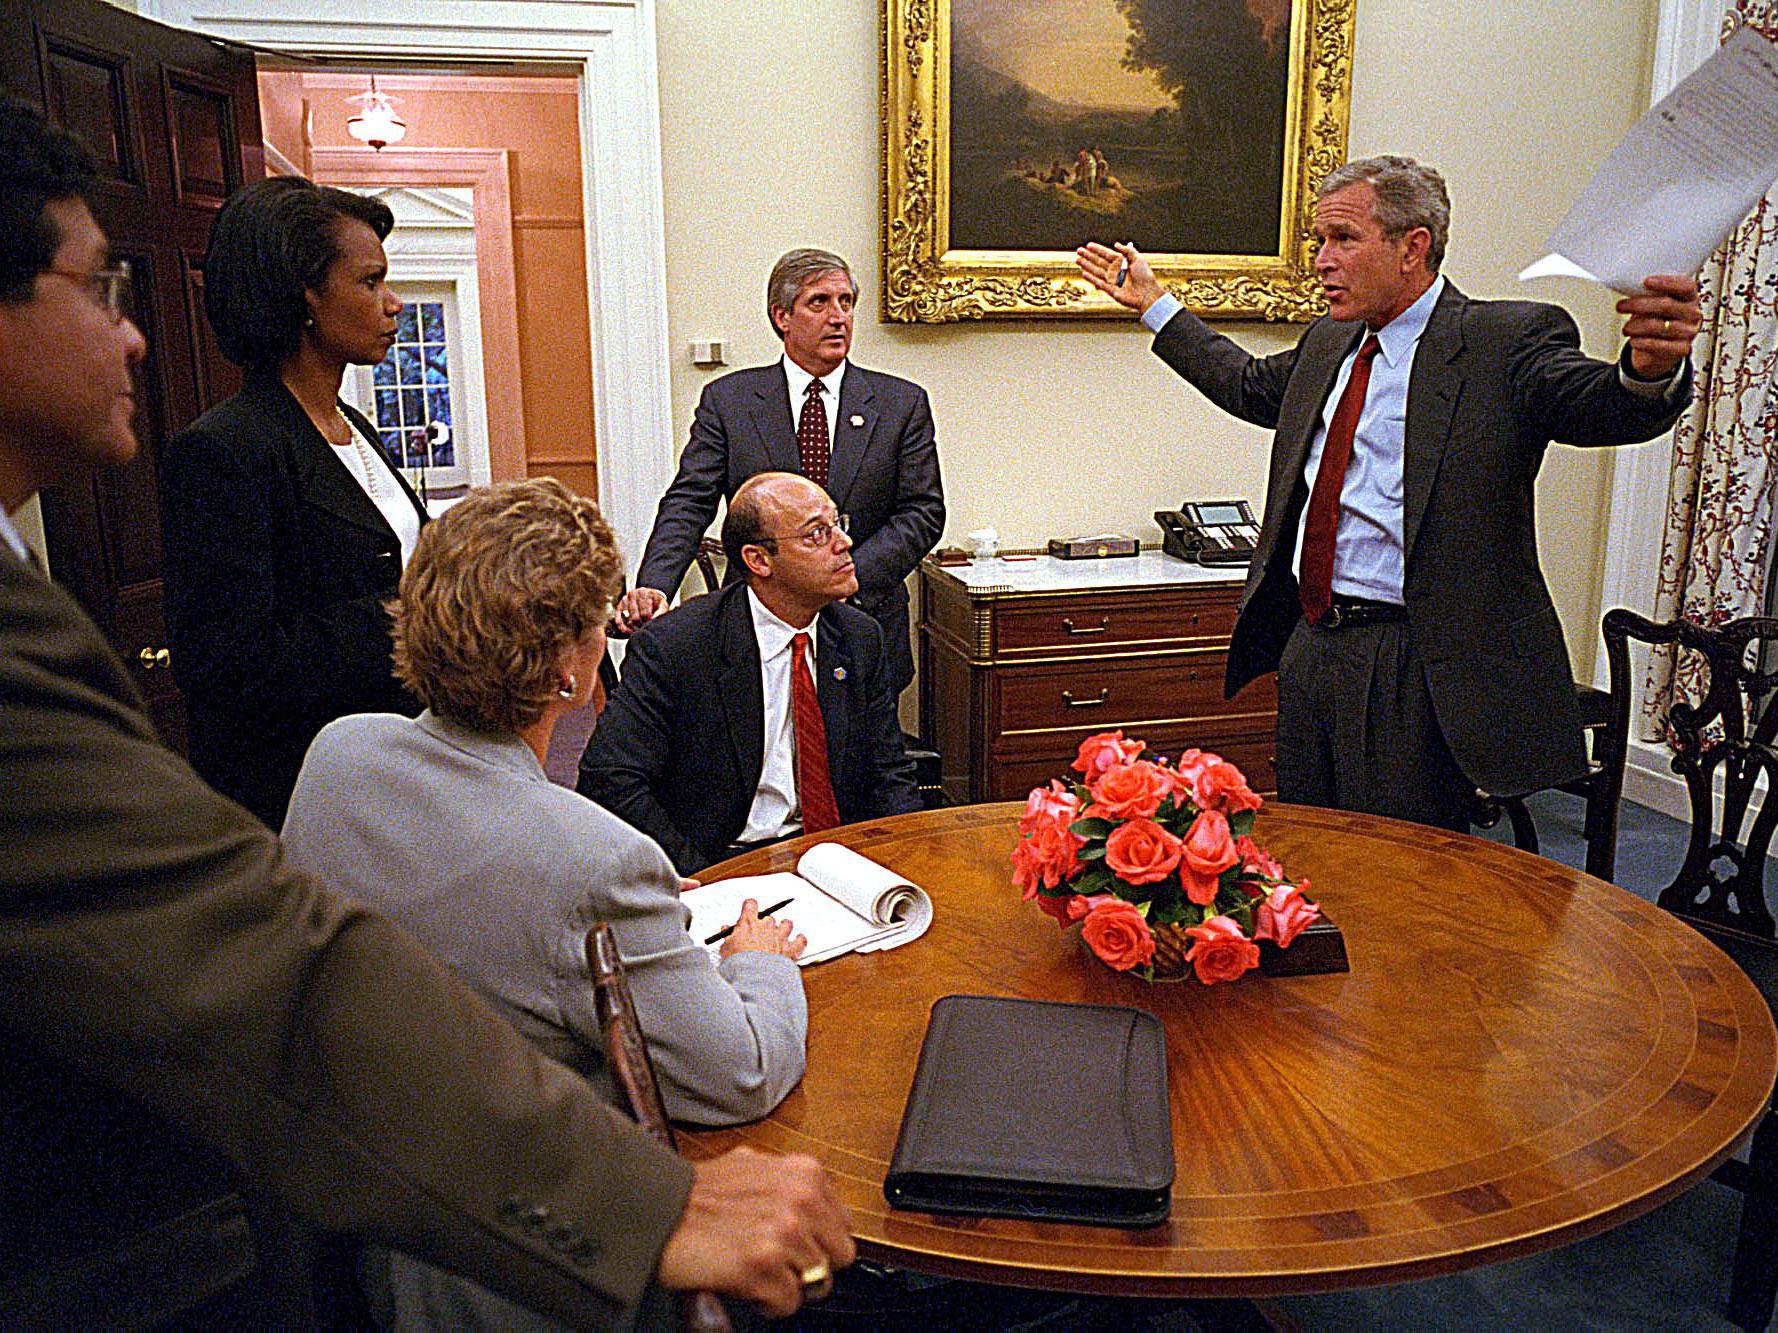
left=140, top=0, right=677, bottom=577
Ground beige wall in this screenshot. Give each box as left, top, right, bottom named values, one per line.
left=655, top=0, right=1661, bottom=677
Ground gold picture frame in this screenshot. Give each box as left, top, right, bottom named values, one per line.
left=882, top=0, right=1356, bottom=322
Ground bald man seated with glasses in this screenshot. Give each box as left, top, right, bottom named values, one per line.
left=579, top=472, right=919, bottom=876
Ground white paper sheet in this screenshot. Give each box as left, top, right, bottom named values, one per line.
left=1519, top=25, right=1778, bottom=294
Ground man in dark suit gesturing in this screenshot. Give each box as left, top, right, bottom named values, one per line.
left=614, top=248, right=944, bottom=696
left=1076, top=155, right=1703, bottom=831
left=584, top=472, right=920, bottom=874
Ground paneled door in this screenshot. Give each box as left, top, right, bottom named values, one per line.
left=0, top=0, right=261, bottom=751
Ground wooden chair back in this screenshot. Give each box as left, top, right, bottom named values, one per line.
left=584, top=925, right=731, bottom=1333
left=1597, top=609, right=1778, bottom=944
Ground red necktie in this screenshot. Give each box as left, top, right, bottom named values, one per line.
left=797, top=379, right=830, bottom=489
left=1299, top=335, right=1382, bottom=625
left=790, top=632, right=840, bottom=833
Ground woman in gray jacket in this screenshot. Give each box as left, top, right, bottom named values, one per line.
left=283, top=477, right=807, bottom=1330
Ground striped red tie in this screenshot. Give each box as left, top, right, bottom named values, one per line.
left=790, top=632, right=840, bottom=834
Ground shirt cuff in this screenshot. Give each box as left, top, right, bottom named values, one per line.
left=1617, top=348, right=1686, bottom=402
left=1142, top=292, right=1184, bottom=334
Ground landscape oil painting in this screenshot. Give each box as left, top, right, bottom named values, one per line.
left=881, top=0, right=1355, bottom=322
left=949, top=0, right=1290, bottom=256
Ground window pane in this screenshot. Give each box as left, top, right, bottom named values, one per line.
left=394, top=306, right=418, bottom=342
left=430, top=431, right=454, bottom=467
left=419, top=302, right=444, bottom=342
left=426, top=388, right=452, bottom=427
left=425, top=345, right=450, bottom=383
left=404, top=427, right=428, bottom=469
left=400, top=388, right=424, bottom=425
left=373, top=356, right=396, bottom=387
left=396, top=346, right=422, bottom=385
left=375, top=388, right=400, bottom=427
left=380, top=429, right=401, bottom=459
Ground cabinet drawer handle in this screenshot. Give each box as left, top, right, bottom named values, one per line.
left=137, top=647, right=171, bottom=671
left=1062, top=617, right=1108, bottom=636
left=1062, top=688, right=1109, bottom=708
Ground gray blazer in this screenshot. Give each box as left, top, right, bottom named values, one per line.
left=283, top=711, right=808, bottom=1329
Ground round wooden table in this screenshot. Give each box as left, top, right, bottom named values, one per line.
left=681, top=803, right=1777, bottom=1296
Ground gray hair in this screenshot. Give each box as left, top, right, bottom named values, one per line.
left=1319, top=156, right=1450, bottom=272
left=766, top=247, right=856, bottom=336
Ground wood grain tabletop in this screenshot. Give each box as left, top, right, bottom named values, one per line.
left=680, top=802, right=1776, bottom=1296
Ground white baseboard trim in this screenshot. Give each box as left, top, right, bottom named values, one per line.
left=1620, top=736, right=1769, bottom=832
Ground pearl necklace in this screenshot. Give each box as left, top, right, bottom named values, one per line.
left=335, top=408, right=383, bottom=502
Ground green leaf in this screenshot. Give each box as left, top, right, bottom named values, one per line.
left=1070, top=817, right=1114, bottom=840
left=1071, top=864, right=1115, bottom=895
left=1149, top=896, right=1192, bottom=927
left=1229, top=809, right=1257, bottom=839
left=1077, top=844, right=1106, bottom=860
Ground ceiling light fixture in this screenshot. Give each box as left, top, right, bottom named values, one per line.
left=345, top=76, right=406, bottom=151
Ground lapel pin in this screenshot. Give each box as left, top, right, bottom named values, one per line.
left=849, top=414, right=864, bottom=428
left=833, top=666, right=847, bottom=681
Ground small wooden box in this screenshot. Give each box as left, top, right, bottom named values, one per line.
left=1047, top=534, right=1140, bottom=560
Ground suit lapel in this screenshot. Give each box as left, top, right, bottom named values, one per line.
left=815, top=605, right=851, bottom=782
left=747, top=370, right=802, bottom=474
left=826, top=367, right=874, bottom=506
left=256, top=375, right=401, bottom=543
left=1401, top=284, right=1466, bottom=567
left=1246, top=320, right=1363, bottom=601
left=716, top=587, right=767, bottom=794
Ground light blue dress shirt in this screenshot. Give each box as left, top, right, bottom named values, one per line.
left=1143, top=280, right=1683, bottom=607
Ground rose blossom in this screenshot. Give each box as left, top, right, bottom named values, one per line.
left=1103, top=818, right=1184, bottom=885
left=1087, top=760, right=1175, bottom=821
left=1175, top=748, right=1216, bottom=796
left=1079, top=897, right=1155, bottom=971
left=1034, top=890, right=1076, bottom=926
left=1178, top=810, right=1239, bottom=904
left=1235, top=834, right=1283, bottom=881
left=1255, top=882, right=1320, bottom=948
left=1183, top=914, right=1261, bottom=985
left=1071, top=730, right=1143, bottom=780
left=1195, top=757, right=1262, bottom=814
left=1019, top=778, right=1081, bottom=836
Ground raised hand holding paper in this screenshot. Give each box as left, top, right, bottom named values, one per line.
left=1520, top=26, right=1778, bottom=294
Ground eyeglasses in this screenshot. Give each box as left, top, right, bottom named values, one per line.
left=42, top=262, right=132, bottom=322
left=757, top=513, right=849, bottom=550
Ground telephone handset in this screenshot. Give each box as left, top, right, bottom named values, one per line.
left=1154, top=499, right=1260, bottom=567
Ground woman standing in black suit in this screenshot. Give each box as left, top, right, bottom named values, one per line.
left=161, top=176, right=429, bottom=828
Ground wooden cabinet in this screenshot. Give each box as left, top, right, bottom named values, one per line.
left=918, top=553, right=1277, bottom=804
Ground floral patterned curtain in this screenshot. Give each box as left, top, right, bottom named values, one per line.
left=1639, top=2, right=1778, bottom=739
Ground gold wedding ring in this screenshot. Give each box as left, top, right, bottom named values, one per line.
left=799, top=1260, right=833, bottom=1302
left=1663, top=318, right=1672, bottom=336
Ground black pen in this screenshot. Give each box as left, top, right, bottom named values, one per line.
left=1115, top=258, right=1129, bottom=287
left=705, top=896, right=795, bottom=945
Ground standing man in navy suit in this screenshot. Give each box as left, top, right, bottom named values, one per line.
left=614, top=248, right=944, bottom=696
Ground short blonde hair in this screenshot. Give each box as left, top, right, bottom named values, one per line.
left=392, top=478, right=623, bottom=733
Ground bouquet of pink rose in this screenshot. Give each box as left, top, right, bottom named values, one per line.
left=1011, top=730, right=1318, bottom=985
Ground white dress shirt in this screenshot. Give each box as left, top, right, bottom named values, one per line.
left=781, top=355, right=846, bottom=438
left=332, top=408, right=422, bottom=567
left=0, top=505, right=29, bottom=565
left=739, top=588, right=820, bottom=843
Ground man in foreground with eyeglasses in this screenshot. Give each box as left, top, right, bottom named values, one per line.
left=581, top=471, right=920, bottom=874
left=0, top=97, right=853, bottom=1324
left=611, top=248, right=944, bottom=699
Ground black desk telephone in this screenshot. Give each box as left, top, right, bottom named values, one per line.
left=1155, top=499, right=1260, bottom=566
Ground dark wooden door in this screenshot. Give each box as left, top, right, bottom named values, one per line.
left=0, top=0, right=261, bottom=752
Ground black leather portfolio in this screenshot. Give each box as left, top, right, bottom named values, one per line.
left=884, top=995, right=1173, bottom=1228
